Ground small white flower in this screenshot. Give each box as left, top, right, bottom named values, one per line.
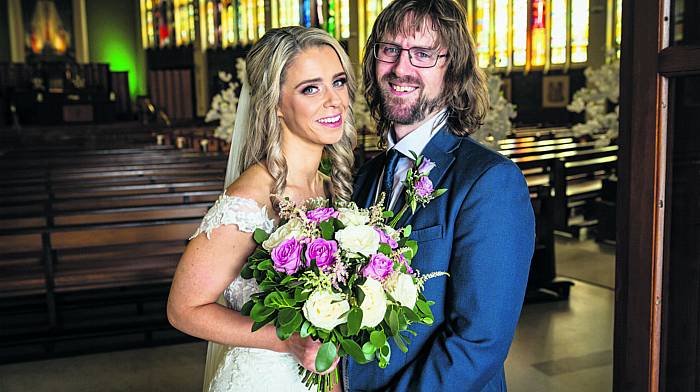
left=358, top=278, right=388, bottom=328
left=302, top=290, right=350, bottom=331
left=385, top=273, right=418, bottom=310
left=335, top=225, right=380, bottom=256
left=337, top=207, right=370, bottom=227
left=262, top=219, right=304, bottom=251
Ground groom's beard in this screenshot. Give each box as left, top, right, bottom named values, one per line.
left=379, top=73, right=442, bottom=125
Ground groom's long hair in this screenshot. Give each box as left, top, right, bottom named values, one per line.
left=363, top=0, right=489, bottom=139
left=242, top=27, right=357, bottom=203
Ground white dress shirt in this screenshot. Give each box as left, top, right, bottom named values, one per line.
left=378, top=109, right=448, bottom=210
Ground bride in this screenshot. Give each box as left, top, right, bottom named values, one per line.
left=167, top=26, right=356, bottom=391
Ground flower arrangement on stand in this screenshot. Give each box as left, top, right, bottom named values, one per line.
left=205, top=58, right=247, bottom=142
left=475, top=72, right=517, bottom=148
left=567, top=60, right=620, bottom=146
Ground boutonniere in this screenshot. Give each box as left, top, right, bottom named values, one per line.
left=388, top=151, right=447, bottom=227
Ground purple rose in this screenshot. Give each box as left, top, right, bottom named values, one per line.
left=361, top=253, right=394, bottom=281
left=306, top=207, right=339, bottom=222
left=305, top=238, right=338, bottom=269
left=417, top=158, right=436, bottom=175
left=397, top=253, right=414, bottom=274
left=374, top=227, right=398, bottom=249
left=414, top=176, right=434, bottom=198
left=271, top=238, right=303, bottom=275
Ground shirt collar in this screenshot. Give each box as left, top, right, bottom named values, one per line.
left=387, top=108, right=448, bottom=158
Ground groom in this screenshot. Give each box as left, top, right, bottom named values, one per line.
left=345, top=0, right=535, bottom=390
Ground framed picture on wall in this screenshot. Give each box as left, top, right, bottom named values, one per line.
left=542, top=75, right=570, bottom=108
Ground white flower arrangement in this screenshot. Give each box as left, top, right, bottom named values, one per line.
left=205, top=58, right=247, bottom=141
left=476, top=72, right=517, bottom=147
left=567, top=60, right=620, bottom=146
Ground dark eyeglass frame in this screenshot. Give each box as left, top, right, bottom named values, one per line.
left=373, top=42, right=448, bottom=68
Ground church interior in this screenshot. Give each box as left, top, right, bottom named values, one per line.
left=1, top=0, right=697, bottom=391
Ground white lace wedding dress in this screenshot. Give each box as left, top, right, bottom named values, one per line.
left=191, top=194, right=311, bottom=392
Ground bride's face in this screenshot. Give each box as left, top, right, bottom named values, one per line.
left=277, top=45, right=350, bottom=147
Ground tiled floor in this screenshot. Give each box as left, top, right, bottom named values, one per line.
left=0, top=239, right=615, bottom=392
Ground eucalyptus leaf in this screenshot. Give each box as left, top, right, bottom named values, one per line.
left=253, top=229, right=270, bottom=244
left=340, top=339, right=368, bottom=364
left=362, top=342, right=377, bottom=356
left=378, top=243, right=392, bottom=256
left=315, top=342, right=337, bottom=372
left=347, top=307, right=363, bottom=336
left=370, top=330, right=386, bottom=348
left=393, top=334, right=408, bottom=353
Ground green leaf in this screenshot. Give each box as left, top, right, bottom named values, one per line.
left=250, top=302, right=274, bottom=322
left=403, top=225, right=412, bottom=238
left=388, top=309, right=399, bottom=335
left=393, top=334, right=408, bottom=353
left=240, top=263, right=254, bottom=279
left=347, top=307, right=363, bottom=336
left=319, top=220, right=335, bottom=240
left=315, top=342, right=337, bottom=372
left=402, top=306, right=421, bottom=323
left=370, top=330, right=386, bottom=349
left=251, top=311, right=276, bottom=332
left=416, top=300, right=434, bottom=319
left=378, top=243, right=392, bottom=256
left=433, top=188, right=448, bottom=198
left=382, top=210, right=394, bottom=219
left=240, top=300, right=255, bottom=316
left=294, top=287, right=310, bottom=303
left=356, top=286, right=366, bottom=307
left=410, top=199, right=418, bottom=214
left=253, top=229, right=270, bottom=244
left=300, top=320, right=312, bottom=338
left=276, top=322, right=295, bottom=340
left=278, top=308, right=297, bottom=326
left=264, top=291, right=295, bottom=309
left=362, top=341, right=376, bottom=357
left=405, top=240, right=418, bottom=259
left=340, top=339, right=369, bottom=364
left=256, top=259, right=273, bottom=271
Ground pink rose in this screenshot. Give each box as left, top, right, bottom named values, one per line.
left=305, top=238, right=338, bottom=269
left=306, top=207, right=339, bottom=222
left=374, top=227, right=398, bottom=249
left=271, top=238, right=303, bottom=275
left=361, top=253, right=394, bottom=282
left=414, top=176, right=434, bottom=198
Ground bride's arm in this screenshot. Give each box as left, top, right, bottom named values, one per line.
left=166, top=219, right=337, bottom=373
left=167, top=224, right=284, bottom=352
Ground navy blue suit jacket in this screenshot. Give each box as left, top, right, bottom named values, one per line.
left=346, top=126, right=535, bottom=391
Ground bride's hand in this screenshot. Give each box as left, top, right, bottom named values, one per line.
left=285, top=333, right=340, bottom=375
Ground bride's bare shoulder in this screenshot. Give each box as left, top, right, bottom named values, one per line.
left=224, top=164, right=274, bottom=209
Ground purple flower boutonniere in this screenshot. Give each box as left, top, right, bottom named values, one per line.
left=388, top=151, right=447, bottom=227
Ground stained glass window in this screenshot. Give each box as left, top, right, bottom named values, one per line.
left=614, top=0, right=622, bottom=58
left=570, top=0, right=589, bottom=63
left=493, top=0, right=509, bottom=67
left=550, top=0, right=567, bottom=64
left=512, top=0, right=527, bottom=66
left=475, top=0, right=491, bottom=68
left=530, top=0, right=547, bottom=66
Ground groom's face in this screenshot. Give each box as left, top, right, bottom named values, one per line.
left=375, top=18, right=448, bottom=127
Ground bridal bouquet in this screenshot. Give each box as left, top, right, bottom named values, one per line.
left=241, top=154, right=447, bottom=391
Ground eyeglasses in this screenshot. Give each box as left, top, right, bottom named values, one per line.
left=373, top=42, right=448, bottom=68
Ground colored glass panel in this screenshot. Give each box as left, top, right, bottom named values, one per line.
left=512, top=0, right=527, bottom=66
left=326, top=0, right=337, bottom=37
left=615, top=0, right=622, bottom=56
left=475, top=0, right=491, bottom=68
left=257, top=0, right=265, bottom=38
left=531, top=0, right=546, bottom=66
left=550, top=0, right=567, bottom=64
left=340, top=0, right=350, bottom=38
left=303, top=0, right=311, bottom=27
left=494, top=0, right=509, bottom=67
left=570, top=0, right=589, bottom=63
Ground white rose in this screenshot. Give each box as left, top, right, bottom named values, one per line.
left=386, top=273, right=418, bottom=310
left=302, top=290, right=350, bottom=331
left=337, top=207, right=369, bottom=227
left=358, top=278, right=388, bottom=328
left=335, top=225, right=380, bottom=256
left=262, top=219, right=304, bottom=251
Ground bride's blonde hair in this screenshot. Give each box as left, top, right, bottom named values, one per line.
left=241, top=26, right=357, bottom=203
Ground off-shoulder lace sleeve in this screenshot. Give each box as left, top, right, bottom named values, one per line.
left=190, top=194, right=275, bottom=240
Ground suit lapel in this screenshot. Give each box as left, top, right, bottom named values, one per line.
left=353, top=152, right=387, bottom=209
left=394, top=127, right=462, bottom=228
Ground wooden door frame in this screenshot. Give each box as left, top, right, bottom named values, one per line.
left=615, top=0, right=700, bottom=389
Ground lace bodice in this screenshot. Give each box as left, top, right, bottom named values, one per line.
left=194, top=194, right=311, bottom=391
left=191, top=194, right=275, bottom=311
